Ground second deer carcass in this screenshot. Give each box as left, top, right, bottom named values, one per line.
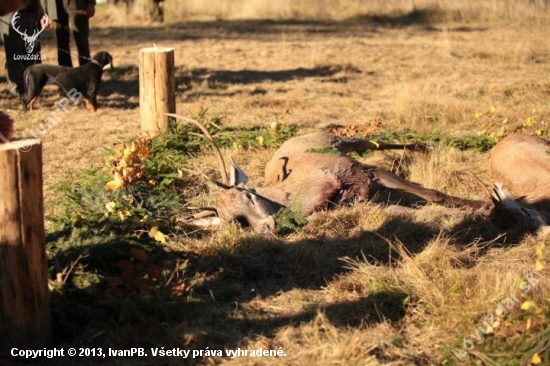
left=175, top=116, right=486, bottom=233
left=490, top=133, right=550, bottom=231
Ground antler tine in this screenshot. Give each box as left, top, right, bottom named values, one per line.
left=165, top=113, right=229, bottom=185
left=464, top=170, right=492, bottom=200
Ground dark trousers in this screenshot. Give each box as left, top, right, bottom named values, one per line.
left=54, top=5, right=90, bottom=67
left=3, top=14, right=42, bottom=94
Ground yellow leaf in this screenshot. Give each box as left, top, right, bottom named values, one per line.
left=123, top=147, right=133, bottom=160
left=114, top=171, right=124, bottom=184
left=177, top=169, right=183, bottom=177
left=531, top=353, right=541, bottom=365
left=475, top=112, right=483, bottom=119
left=104, top=180, right=122, bottom=191
left=256, top=135, right=264, bottom=146
left=526, top=317, right=531, bottom=330
left=535, top=260, right=544, bottom=271
left=105, top=201, right=116, bottom=212
left=154, top=230, right=166, bottom=243
left=118, top=208, right=130, bottom=221
left=148, top=226, right=166, bottom=243
left=521, top=300, right=536, bottom=311
left=485, top=325, right=494, bottom=334
left=490, top=106, right=496, bottom=114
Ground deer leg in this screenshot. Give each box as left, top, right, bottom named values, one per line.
left=371, top=169, right=486, bottom=209
left=335, top=136, right=429, bottom=154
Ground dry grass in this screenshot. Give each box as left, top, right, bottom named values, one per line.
left=161, top=0, right=549, bottom=23
left=1, top=0, right=550, bottom=365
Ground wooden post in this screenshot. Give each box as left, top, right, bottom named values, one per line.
left=0, top=139, right=51, bottom=353
left=139, top=47, right=176, bottom=137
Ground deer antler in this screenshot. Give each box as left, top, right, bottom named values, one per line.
left=165, top=113, right=229, bottom=185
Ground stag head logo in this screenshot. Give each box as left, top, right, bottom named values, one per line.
left=11, top=11, right=48, bottom=54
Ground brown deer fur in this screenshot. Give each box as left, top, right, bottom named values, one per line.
left=216, top=132, right=485, bottom=233
left=489, top=133, right=550, bottom=229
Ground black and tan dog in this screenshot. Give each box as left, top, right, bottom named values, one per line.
left=22, top=51, right=113, bottom=112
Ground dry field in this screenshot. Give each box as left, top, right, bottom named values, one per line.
left=1, top=0, right=550, bottom=365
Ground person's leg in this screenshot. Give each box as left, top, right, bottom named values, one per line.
left=55, top=0, right=72, bottom=67
left=3, top=30, right=25, bottom=95
left=72, top=13, right=90, bottom=65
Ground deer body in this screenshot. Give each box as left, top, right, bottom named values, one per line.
left=216, top=132, right=484, bottom=233
left=489, top=134, right=550, bottom=229
left=490, top=134, right=550, bottom=210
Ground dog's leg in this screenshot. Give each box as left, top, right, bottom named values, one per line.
left=88, top=90, right=98, bottom=112
left=28, top=97, right=39, bottom=112
left=84, top=98, right=97, bottom=112
left=23, top=70, right=46, bottom=111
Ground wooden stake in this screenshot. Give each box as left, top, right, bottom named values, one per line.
left=0, top=139, right=51, bottom=353
left=139, top=47, right=176, bottom=136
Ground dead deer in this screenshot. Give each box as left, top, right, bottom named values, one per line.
left=490, top=133, right=550, bottom=231
left=173, top=115, right=486, bottom=233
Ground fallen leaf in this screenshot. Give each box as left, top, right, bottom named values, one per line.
left=131, top=248, right=148, bottom=262
left=531, top=353, right=541, bottom=365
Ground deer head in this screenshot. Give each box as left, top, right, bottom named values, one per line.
left=11, top=11, right=48, bottom=54
left=216, top=158, right=279, bottom=233
left=167, top=114, right=279, bottom=233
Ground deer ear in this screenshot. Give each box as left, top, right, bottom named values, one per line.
left=229, top=157, right=249, bottom=187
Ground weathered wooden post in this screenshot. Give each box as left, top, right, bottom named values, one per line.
left=139, top=47, right=176, bottom=136
left=0, top=139, right=51, bottom=353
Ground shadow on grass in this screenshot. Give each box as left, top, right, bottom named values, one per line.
left=98, top=63, right=349, bottom=108
left=36, top=203, right=532, bottom=365
left=90, top=7, right=484, bottom=48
